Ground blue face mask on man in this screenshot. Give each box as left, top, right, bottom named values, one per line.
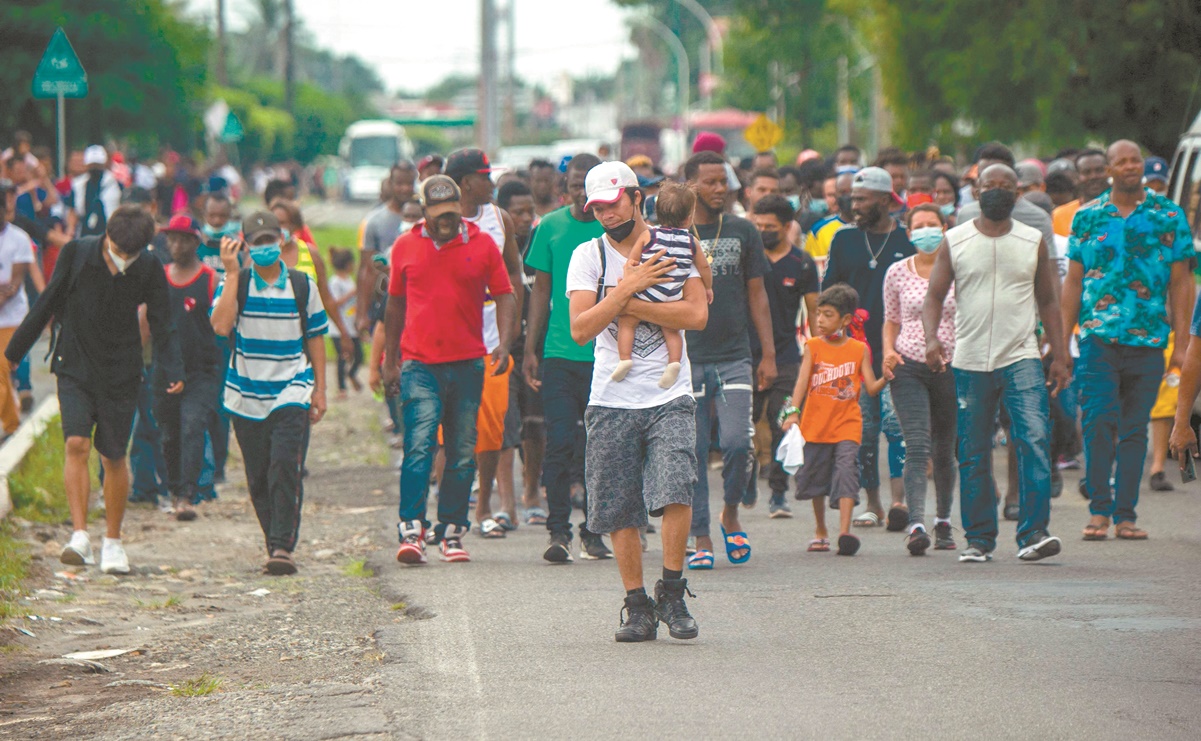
left=249, top=242, right=281, bottom=267
left=202, top=221, right=241, bottom=240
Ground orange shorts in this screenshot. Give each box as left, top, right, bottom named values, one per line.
left=438, top=353, right=511, bottom=453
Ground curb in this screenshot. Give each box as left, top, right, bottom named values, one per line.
left=0, top=395, right=61, bottom=520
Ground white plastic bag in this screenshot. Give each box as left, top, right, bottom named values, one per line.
left=775, top=426, right=805, bottom=474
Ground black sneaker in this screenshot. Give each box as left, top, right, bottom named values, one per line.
left=615, top=593, right=658, bottom=643
left=1018, top=531, right=1062, bottom=562
left=906, top=528, right=931, bottom=556
left=580, top=532, right=613, bottom=560
left=653, top=579, right=698, bottom=640
left=543, top=532, right=573, bottom=564
left=933, top=522, right=956, bottom=550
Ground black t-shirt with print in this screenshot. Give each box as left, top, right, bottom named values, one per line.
left=750, top=246, right=819, bottom=367
left=686, top=214, right=771, bottom=364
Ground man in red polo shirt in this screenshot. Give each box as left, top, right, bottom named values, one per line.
left=382, top=175, right=516, bottom=564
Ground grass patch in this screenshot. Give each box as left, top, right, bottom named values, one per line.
left=135, top=595, right=184, bottom=610
left=309, top=225, right=361, bottom=266
left=0, top=521, right=30, bottom=621
left=9, top=418, right=69, bottom=524
left=170, top=673, right=223, bottom=697
left=342, top=559, right=374, bottom=578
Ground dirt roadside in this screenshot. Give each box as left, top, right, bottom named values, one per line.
left=0, top=393, right=416, bottom=741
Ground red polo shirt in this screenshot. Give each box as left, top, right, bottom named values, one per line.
left=388, top=221, right=513, bottom=364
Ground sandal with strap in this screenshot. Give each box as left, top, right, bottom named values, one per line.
left=687, top=550, right=715, bottom=570
left=479, top=518, right=507, bottom=539
left=1114, top=522, right=1148, bottom=540
left=807, top=538, right=830, bottom=552
left=720, top=526, right=752, bottom=564
left=1082, top=520, right=1110, bottom=541
left=524, top=507, right=548, bottom=526
left=852, top=511, right=881, bottom=528
left=494, top=512, right=517, bottom=531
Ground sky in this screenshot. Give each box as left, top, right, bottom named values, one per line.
left=185, top=0, right=637, bottom=94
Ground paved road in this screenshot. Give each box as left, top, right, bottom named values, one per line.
left=364, top=456, right=1201, bottom=739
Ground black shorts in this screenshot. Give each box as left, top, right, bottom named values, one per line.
left=58, top=376, right=138, bottom=460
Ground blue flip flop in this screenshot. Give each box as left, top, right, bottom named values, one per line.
left=687, top=550, right=715, bottom=570
left=720, top=526, right=752, bottom=564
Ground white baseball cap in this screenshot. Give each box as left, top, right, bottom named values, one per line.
left=83, top=145, right=107, bottom=166
left=584, top=161, right=639, bottom=210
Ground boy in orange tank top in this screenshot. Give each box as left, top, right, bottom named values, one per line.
left=782, top=285, right=888, bottom=556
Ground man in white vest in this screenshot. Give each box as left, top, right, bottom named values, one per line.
left=922, top=164, right=1070, bottom=563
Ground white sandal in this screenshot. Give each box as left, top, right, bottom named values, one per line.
left=852, top=511, right=882, bottom=528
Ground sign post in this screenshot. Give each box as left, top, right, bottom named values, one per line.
left=744, top=113, right=784, bottom=154
left=31, top=28, right=88, bottom=178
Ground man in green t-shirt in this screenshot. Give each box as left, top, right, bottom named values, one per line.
left=523, top=153, right=606, bottom=563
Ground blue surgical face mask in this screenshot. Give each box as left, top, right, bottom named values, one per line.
left=939, top=203, right=956, bottom=217
left=202, top=221, right=241, bottom=240
left=786, top=195, right=801, bottom=211
left=808, top=199, right=829, bottom=216
left=909, top=226, right=944, bottom=254
left=249, top=242, right=281, bottom=267
left=281, top=227, right=292, bottom=243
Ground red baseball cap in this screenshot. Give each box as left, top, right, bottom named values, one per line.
left=162, top=214, right=202, bottom=239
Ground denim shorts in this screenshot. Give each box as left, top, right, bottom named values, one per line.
left=795, top=440, right=860, bottom=507
left=584, top=395, right=698, bottom=533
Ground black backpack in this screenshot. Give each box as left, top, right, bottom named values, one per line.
left=231, top=266, right=313, bottom=367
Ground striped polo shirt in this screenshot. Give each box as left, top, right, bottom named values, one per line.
left=214, top=265, right=328, bottom=420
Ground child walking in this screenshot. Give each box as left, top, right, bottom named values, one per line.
left=327, top=247, right=362, bottom=398
left=781, top=285, right=887, bottom=556
left=610, top=181, right=713, bottom=389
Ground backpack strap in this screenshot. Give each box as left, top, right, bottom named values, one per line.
left=288, top=268, right=314, bottom=368
left=595, top=237, right=606, bottom=298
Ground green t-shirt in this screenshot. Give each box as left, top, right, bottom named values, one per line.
left=525, top=206, right=603, bottom=362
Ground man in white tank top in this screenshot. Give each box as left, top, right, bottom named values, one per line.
left=447, top=149, right=528, bottom=542
left=923, top=164, right=1070, bottom=564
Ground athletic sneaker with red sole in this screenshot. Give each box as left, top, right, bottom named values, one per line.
left=396, top=520, right=428, bottom=565
left=440, top=524, right=471, bottom=563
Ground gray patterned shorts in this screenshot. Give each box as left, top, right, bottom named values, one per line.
left=584, top=395, right=698, bottom=534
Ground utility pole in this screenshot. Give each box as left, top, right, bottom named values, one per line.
left=502, top=2, right=516, bottom=145
left=283, top=0, right=295, bottom=114
left=215, top=0, right=228, bottom=86
left=479, top=0, right=500, bottom=154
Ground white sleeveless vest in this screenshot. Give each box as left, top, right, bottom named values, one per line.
left=464, top=204, right=507, bottom=353
left=948, top=218, right=1043, bottom=372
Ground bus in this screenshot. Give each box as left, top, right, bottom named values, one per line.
left=339, top=120, right=416, bottom=202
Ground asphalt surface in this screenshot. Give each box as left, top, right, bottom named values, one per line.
left=366, top=457, right=1201, bottom=740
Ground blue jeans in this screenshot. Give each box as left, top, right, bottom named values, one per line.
left=13, top=355, right=30, bottom=393
left=1077, top=337, right=1164, bottom=524
left=690, top=359, right=754, bottom=538
left=211, top=343, right=233, bottom=478
left=397, top=358, right=485, bottom=538
left=858, top=386, right=905, bottom=490
left=955, top=359, right=1052, bottom=549
left=129, top=368, right=168, bottom=502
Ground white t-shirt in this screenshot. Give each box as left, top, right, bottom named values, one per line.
left=0, top=224, right=34, bottom=329
left=327, top=274, right=357, bottom=339
left=565, top=235, right=700, bottom=410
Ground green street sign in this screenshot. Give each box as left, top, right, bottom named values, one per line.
left=220, top=111, right=244, bottom=143
left=32, top=28, right=88, bottom=99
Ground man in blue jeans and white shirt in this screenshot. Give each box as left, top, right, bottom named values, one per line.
left=923, top=164, right=1069, bottom=563
left=1062, top=140, right=1195, bottom=541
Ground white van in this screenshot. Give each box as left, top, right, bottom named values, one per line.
left=339, top=120, right=416, bottom=202
left=1167, top=110, right=1201, bottom=253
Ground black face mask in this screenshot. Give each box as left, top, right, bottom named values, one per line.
left=604, top=218, right=636, bottom=243
left=979, top=189, right=1017, bottom=221
left=760, top=230, right=781, bottom=251
left=837, top=194, right=853, bottom=215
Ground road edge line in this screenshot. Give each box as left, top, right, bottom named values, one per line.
left=0, top=395, right=61, bottom=520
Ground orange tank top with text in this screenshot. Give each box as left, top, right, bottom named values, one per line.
left=800, top=337, right=866, bottom=445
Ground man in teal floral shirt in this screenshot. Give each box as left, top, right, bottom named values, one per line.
left=1062, top=139, right=1196, bottom=541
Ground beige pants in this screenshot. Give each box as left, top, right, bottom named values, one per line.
left=0, top=326, right=20, bottom=434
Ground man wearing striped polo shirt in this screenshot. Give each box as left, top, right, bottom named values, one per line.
left=211, top=210, right=329, bottom=576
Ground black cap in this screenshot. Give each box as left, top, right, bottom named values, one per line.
left=244, top=210, right=282, bottom=242
left=445, top=148, right=493, bottom=183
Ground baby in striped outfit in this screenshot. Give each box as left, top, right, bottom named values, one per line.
left=612, top=183, right=713, bottom=388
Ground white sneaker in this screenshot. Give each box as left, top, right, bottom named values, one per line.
left=100, top=538, right=131, bottom=575
left=158, top=499, right=176, bottom=515
left=60, top=530, right=94, bottom=566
